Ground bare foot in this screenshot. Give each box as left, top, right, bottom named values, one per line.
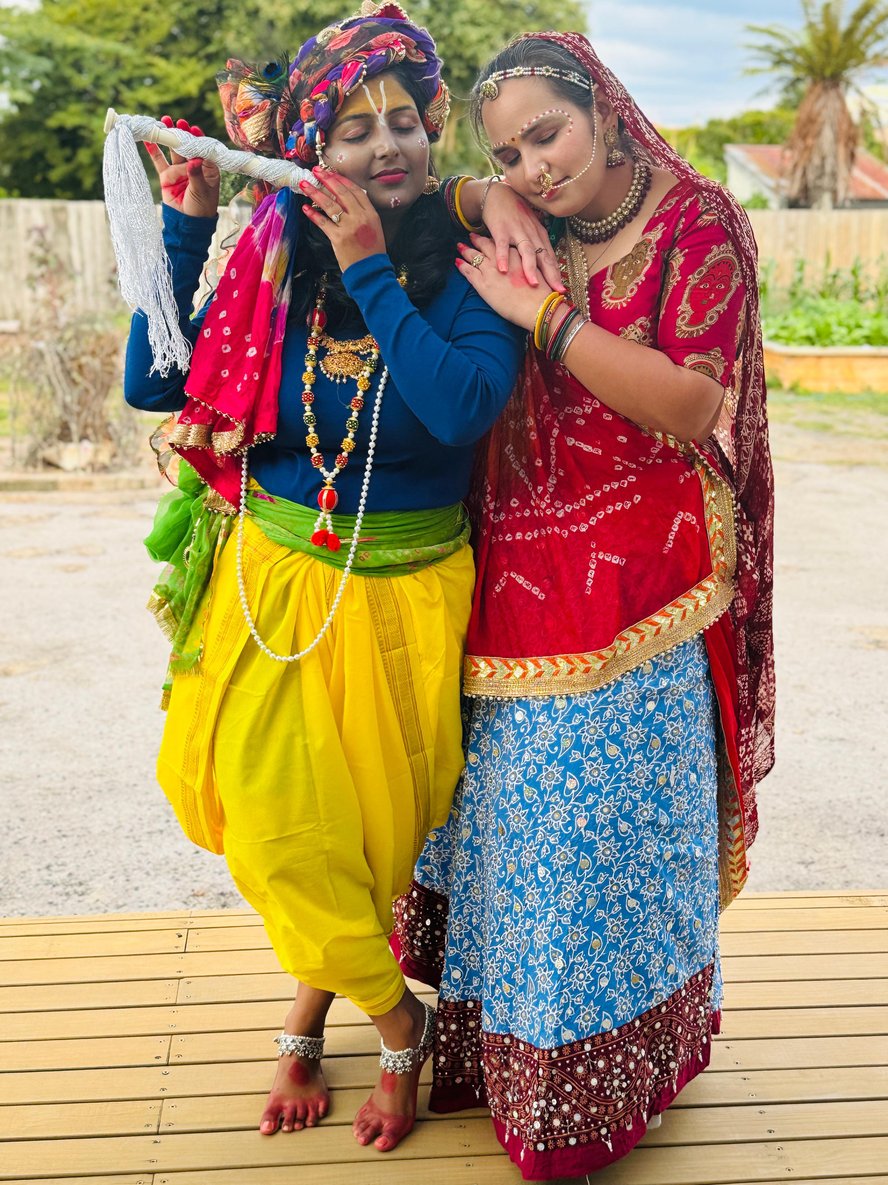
left=260, top=995, right=331, bottom=1135
left=260, top=1048, right=329, bottom=1134
left=353, top=998, right=432, bottom=1153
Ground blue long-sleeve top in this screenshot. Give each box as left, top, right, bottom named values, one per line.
left=124, top=206, right=525, bottom=513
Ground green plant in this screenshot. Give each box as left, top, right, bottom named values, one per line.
left=761, top=256, right=888, bottom=345
left=2, top=225, right=137, bottom=468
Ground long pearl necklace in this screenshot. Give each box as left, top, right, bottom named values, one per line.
left=567, top=160, right=652, bottom=244
left=235, top=308, right=390, bottom=664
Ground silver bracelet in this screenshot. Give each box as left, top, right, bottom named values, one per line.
left=554, top=315, right=589, bottom=363
left=479, top=174, right=504, bottom=220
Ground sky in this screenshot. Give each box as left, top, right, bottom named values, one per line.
left=584, top=0, right=806, bottom=126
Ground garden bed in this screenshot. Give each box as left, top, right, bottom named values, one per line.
left=763, top=341, right=888, bottom=395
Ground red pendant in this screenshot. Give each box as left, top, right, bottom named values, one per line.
left=326, top=531, right=342, bottom=552
left=310, top=529, right=329, bottom=548
left=311, top=308, right=327, bottom=331
left=317, top=486, right=339, bottom=512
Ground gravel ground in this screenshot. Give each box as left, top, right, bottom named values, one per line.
left=1, top=419, right=886, bottom=916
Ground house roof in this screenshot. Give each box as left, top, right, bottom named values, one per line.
left=726, top=143, right=888, bottom=202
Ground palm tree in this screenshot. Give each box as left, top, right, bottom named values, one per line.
left=747, top=0, right=888, bottom=207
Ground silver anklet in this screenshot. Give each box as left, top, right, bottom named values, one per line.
left=379, top=1001, right=435, bottom=1075
left=274, top=1033, right=325, bottom=1060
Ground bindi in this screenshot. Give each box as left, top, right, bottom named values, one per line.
left=492, top=109, right=573, bottom=151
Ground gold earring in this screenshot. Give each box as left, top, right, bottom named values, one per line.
left=423, top=175, right=440, bottom=195
left=605, top=125, right=626, bottom=168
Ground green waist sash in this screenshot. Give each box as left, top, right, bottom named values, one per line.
left=145, top=461, right=469, bottom=677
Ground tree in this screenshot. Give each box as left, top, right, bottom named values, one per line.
left=0, top=0, right=586, bottom=199
left=746, top=0, right=888, bottom=208
left=662, top=108, right=797, bottom=183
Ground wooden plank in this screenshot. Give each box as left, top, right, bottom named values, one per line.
left=0, top=929, right=187, bottom=961
left=166, top=1006, right=888, bottom=1068
left=710, top=1034, right=888, bottom=1071
left=0, top=1119, right=501, bottom=1176
left=5, top=993, right=434, bottom=1042
left=720, top=1005, right=888, bottom=1039
left=0, top=980, right=179, bottom=1015
left=724, top=978, right=888, bottom=1009
left=165, top=1023, right=888, bottom=1070
left=4, top=1125, right=888, bottom=1179
left=0, top=1098, right=161, bottom=1140
left=181, top=919, right=886, bottom=957
left=721, top=930, right=888, bottom=956
left=0, top=1056, right=425, bottom=1106
left=722, top=953, right=888, bottom=981
left=675, top=1064, right=888, bottom=1107
left=183, top=925, right=888, bottom=957
left=11, top=982, right=880, bottom=1044
left=171, top=1026, right=379, bottom=1064
left=5, top=1055, right=884, bottom=1111
left=157, top=1094, right=888, bottom=1143
left=159, top=1089, right=488, bottom=1132
left=729, top=892, right=888, bottom=907
left=148, top=1136, right=888, bottom=1185
left=0, top=914, right=260, bottom=939
left=1, top=950, right=279, bottom=985
left=4, top=946, right=885, bottom=989
left=720, top=907, right=888, bottom=932
left=0, top=1035, right=170, bottom=1073
left=0, top=1179, right=153, bottom=1185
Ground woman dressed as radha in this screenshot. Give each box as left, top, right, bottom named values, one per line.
left=394, top=30, right=775, bottom=1180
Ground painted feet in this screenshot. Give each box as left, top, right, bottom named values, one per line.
left=353, top=1001, right=434, bottom=1153
left=260, top=1028, right=329, bottom=1134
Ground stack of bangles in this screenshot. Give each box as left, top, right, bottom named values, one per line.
left=533, top=292, right=589, bottom=363
left=443, top=175, right=483, bottom=233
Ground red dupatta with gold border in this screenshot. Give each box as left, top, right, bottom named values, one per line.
left=463, top=34, right=775, bottom=908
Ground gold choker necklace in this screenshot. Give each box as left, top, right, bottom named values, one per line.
left=567, top=161, right=652, bottom=244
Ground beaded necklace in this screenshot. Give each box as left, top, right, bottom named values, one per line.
left=301, top=288, right=379, bottom=551
left=567, top=160, right=652, bottom=244
left=235, top=285, right=391, bottom=662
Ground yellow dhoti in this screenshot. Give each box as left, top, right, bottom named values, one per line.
left=157, top=508, right=473, bottom=1015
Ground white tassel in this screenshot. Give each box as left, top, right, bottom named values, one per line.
left=101, top=110, right=316, bottom=378
left=102, top=120, right=191, bottom=378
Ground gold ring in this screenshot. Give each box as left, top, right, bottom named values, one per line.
left=470, top=253, right=484, bottom=268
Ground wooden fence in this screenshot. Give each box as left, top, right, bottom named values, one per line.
left=0, top=200, right=886, bottom=324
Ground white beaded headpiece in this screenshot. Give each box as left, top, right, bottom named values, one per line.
left=478, top=66, right=593, bottom=101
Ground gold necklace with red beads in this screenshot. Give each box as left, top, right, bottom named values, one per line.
left=302, top=287, right=379, bottom=551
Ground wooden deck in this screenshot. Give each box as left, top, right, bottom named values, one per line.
left=0, top=891, right=886, bottom=1185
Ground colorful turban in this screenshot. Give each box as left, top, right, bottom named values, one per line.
left=217, top=3, right=450, bottom=167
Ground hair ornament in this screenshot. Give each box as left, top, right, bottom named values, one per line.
left=478, top=65, right=593, bottom=102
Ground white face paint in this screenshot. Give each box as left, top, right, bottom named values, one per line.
left=362, top=79, right=389, bottom=127
left=325, top=74, right=430, bottom=215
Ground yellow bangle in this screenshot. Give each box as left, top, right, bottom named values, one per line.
left=533, top=292, right=563, bottom=350
left=453, top=176, right=483, bottom=233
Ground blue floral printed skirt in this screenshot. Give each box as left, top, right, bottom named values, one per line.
left=394, top=634, right=722, bottom=1180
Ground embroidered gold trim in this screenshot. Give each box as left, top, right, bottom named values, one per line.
left=681, top=346, right=727, bottom=383
left=147, top=590, right=178, bottom=643
left=463, top=462, right=736, bottom=698
left=205, top=489, right=237, bottom=514
left=601, top=224, right=663, bottom=308
left=167, top=421, right=213, bottom=449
